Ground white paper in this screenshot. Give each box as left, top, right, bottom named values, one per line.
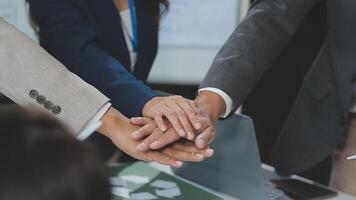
left=111, top=187, right=130, bottom=198
left=155, top=187, right=182, bottom=198
left=110, top=177, right=127, bottom=187
left=151, top=180, right=177, bottom=189
left=130, top=192, right=158, bottom=200
left=120, top=175, right=150, bottom=184
left=159, top=0, right=239, bottom=47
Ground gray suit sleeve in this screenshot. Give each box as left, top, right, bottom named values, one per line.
left=200, top=0, right=323, bottom=109
left=0, top=19, right=110, bottom=135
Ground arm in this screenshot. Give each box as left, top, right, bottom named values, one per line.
left=199, top=0, right=323, bottom=113
left=134, top=0, right=325, bottom=150
left=0, top=19, right=211, bottom=166
left=0, top=18, right=109, bottom=134
left=28, top=0, right=156, bottom=117
left=28, top=0, right=206, bottom=141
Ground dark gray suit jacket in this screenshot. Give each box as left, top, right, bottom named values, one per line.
left=201, top=0, right=356, bottom=175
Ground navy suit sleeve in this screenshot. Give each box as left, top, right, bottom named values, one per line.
left=28, top=0, right=156, bottom=117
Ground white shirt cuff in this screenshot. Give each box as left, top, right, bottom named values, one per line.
left=77, top=102, right=111, bottom=140
left=198, top=87, right=233, bottom=118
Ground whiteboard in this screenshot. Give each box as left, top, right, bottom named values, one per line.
left=159, top=0, right=239, bottom=47
left=149, top=0, right=241, bottom=85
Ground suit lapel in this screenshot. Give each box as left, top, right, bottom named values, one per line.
left=85, top=0, right=158, bottom=80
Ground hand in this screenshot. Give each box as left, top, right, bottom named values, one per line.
left=131, top=117, right=180, bottom=150
left=131, top=116, right=216, bottom=150
left=195, top=91, right=226, bottom=123
left=130, top=117, right=214, bottom=161
left=136, top=90, right=225, bottom=150
left=191, top=91, right=226, bottom=149
left=142, top=96, right=202, bottom=140
left=98, top=107, right=210, bottom=167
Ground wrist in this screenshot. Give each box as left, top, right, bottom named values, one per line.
left=142, top=96, right=160, bottom=116
left=195, top=91, right=226, bottom=123
left=98, top=107, right=129, bottom=139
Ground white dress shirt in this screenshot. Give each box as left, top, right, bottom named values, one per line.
left=77, top=102, right=111, bottom=140
left=120, top=9, right=137, bottom=72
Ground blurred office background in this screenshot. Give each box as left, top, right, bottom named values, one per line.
left=1, top=0, right=248, bottom=97
left=1, top=0, right=330, bottom=185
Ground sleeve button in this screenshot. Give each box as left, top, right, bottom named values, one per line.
left=36, top=95, right=46, bottom=104
left=29, top=90, right=38, bottom=99
left=52, top=105, right=62, bottom=115
left=44, top=101, right=54, bottom=110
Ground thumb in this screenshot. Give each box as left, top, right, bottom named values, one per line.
left=195, top=127, right=215, bottom=149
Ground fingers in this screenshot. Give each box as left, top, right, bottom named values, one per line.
left=162, top=148, right=204, bottom=162
left=165, top=99, right=194, bottom=139
left=144, top=96, right=202, bottom=140
left=195, top=126, right=216, bottom=149
left=136, top=128, right=164, bottom=152
left=130, top=117, right=152, bottom=126
left=159, top=104, right=186, bottom=138
left=171, top=142, right=214, bottom=158
left=162, top=142, right=214, bottom=162
left=131, top=120, right=156, bottom=140
left=177, top=98, right=202, bottom=130
left=153, top=112, right=167, bottom=132
left=149, top=128, right=181, bottom=150
left=143, top=151, right=183, bottom=168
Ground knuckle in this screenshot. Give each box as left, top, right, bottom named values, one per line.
left=207, top=128, right=215, bottom=136
left=211, top=127, right=216, bottom=134
left=186, top=108, right=196, bottom=114
left=155, top=111, right=163, bottom=117
left=165, top=150, right=177, bottom=160
left=178, top=111, right=187, bottom=118
left=142, top=153, right=151, bottom=162
left=165, top=109, right=174, bottom=115
left=186, top=127, right=194, bottom=132
left=172, top=95, right=183, bottom=99
left=145, top=136, right=156, bottom=144
left=162, top=154, right=172, bottom=162
left=162, top=149, right=171, bottom=156
left=167, top=113, right=176, bottom=118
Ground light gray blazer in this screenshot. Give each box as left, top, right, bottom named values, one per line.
left=0, top=18, right=109, bottom=135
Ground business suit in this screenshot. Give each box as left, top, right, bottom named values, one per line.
left=0, top=18, right=109, bottom=135
left=27, top=0, right=159, bottom=118
left=242, top=1, right=331, bottom=184
left=201, top=0, right=356, bottom=178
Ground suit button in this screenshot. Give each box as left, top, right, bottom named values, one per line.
left=44, top=101, right=54, bottom=110
left=29, top=90, right=38, bottom=99
left=36, top=95, right=46, bottom=104
left=52, top=105, right=62, bottom=115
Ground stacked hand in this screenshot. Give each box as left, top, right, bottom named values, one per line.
left=127, top=93, right=225, bottom=165
left=98, top=92, right=225, bottom=167
left=142, top=96, right=201, bottom=140
left=98, top=107, right=214, bottom=168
